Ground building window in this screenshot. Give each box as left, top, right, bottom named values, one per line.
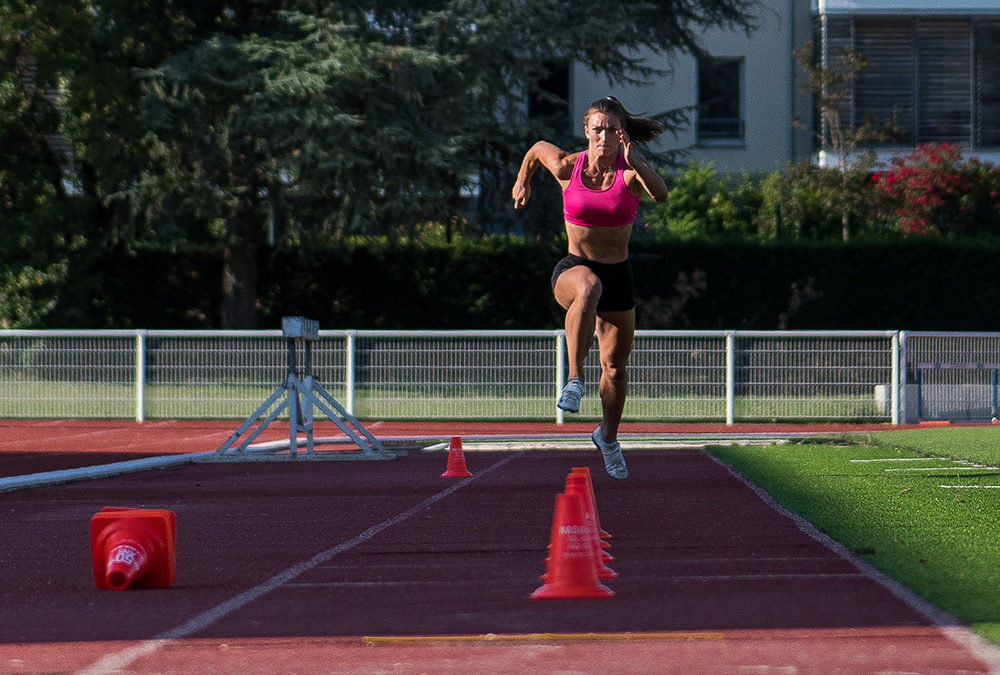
left=849, top=18, right=914, bottom=144
left=975, top=20, right=1000, bottom=147
left=697, top=56, right=744, bottom=144
left=823, top=16, right=1000, bottom=150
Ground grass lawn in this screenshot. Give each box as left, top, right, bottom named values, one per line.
left=707, top=425, right=1000, bottom=647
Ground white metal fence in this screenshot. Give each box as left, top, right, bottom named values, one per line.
left=0, top=329, right=996, bottom=424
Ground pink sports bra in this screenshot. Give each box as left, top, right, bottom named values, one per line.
left=562, top=152, right=639, bottom=228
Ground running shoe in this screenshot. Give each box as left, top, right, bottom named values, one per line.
left=557, top=377, right=585, bottom=413
left=592, top=425, right=628, bottom=480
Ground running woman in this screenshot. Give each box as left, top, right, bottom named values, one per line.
left=512, top=96, right=667, bottom=479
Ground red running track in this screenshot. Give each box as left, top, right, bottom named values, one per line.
left=2, top=419, right=999, bottom=673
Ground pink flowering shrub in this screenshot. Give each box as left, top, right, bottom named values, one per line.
left=871, top=143, right=1000, bottom=236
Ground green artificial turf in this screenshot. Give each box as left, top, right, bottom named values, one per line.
left=707, top=426, right=1000, bottom=646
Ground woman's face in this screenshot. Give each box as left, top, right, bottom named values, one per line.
left=584, top=112, right=623, bottom=156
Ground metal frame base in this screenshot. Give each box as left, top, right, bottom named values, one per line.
left=211, top=317, right=396, bottom=462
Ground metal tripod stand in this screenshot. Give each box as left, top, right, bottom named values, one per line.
left=213, top=317, right=394, bottom=461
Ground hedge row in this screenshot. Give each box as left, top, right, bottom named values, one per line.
left=44, top=238, right=1000, bottom=331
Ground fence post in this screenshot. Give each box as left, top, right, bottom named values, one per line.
left=135, top=330, right=146, bottom=423
left=556, top=331, right=565, bottom=424
left=890, top=331, right=900, bottom=425
left=345, top=331, right=356, bottom=416
left=725, top=331, right=735, bottom=425
left=899, top=330, right=908, bottom=424
left=992, top=369, right=998, bottom=421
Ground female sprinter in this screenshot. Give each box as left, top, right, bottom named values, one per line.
left=512, top=96, right=666, bottom=479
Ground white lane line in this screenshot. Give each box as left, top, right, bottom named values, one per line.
left=885, top=466, right=1000, bottom=472
left=420, top=440, right=712, bottom=452
left=74, top=452, right=522, bottom=675
left=850, top=458, right=948, bottom=463
left=940, top=485, right=1000, bottom=489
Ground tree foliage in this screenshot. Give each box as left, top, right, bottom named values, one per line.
left=793, top=41, right=897, bottom=242
left=871, top=143, right=1000, bottom=237
left=2, top=0, right=757, bottom=327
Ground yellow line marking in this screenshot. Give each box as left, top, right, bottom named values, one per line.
left=362, top=632, right=724, bottom=645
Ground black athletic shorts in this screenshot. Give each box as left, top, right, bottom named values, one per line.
left=550, top=254, right=635, bottom=312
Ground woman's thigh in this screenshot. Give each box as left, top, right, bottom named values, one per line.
left=553, top=265, right=602, bottom=311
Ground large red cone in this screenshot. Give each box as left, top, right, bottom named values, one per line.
left=531, top=491, right=614, bottom=600
left=571, top=466, right=611, bottom=541
left=441, top=436, right=472, bottom=477
left=564, top=472, right=616, bottom=579
left=90, top=507, right=176, bottom=591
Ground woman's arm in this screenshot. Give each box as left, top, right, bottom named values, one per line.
left=619, top=130, right=668, bottom=202
left=512, top=141, right=574, bottom=209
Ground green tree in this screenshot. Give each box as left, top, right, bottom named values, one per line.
left=643, top=161, right=763, bottom=241
left=3, top=0, right=758, bottom=328
left=793, top=41, right=896, bottom=242
left=758, top=161, right=881, bottom=241
left=0, top=2, right=81, bottom=327
left=0, top=0, right=259, bottom=326
left=128, top=1, right=757, bottom=326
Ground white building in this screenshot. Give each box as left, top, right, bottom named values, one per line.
left=568, top=0, right=1000, bottom=172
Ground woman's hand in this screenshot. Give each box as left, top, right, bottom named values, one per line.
left=619, top=129, right=667, bottom=202
left=618, top=129, right=638, bottom=168
left=512, top=181, right=531, bottom=209
left=511, top=141, right=573, bottom=209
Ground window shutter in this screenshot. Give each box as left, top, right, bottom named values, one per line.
left=975, top=20, right=1000, bottom=147
left=853, top=18, right=914, bottom=145
left=917, top=19, right=972, bottom=145
left=821, top=16, right=854, bottom=131
left=822, top=15, right=999, bottom=151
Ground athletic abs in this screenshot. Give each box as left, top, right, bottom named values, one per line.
left=565, top=222, right=632, bottom=264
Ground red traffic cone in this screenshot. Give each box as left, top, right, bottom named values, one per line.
left=564, top=472, right=616, bottom=579
left=90, top=507, right=176, bottom=591
left=572, top=466, right=611, bottom=541
left=531, top=491, right=614, bottom=600
left=441, top=436, right=472, bottom=477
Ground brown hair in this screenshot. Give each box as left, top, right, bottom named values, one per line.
left=584, top=96, right=663, bottom=144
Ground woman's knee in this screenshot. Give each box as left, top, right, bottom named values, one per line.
left=556, top=270, right=602, bottom=310
left=600, top=360, right=628, bottom=384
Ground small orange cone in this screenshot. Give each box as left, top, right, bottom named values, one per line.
left=90, top=507, right=176, bottom=591
left=441, top=436, right=472, bottom=477
left=564, top=472, right=616, bottom=579
left=571, top=466, right=611, bottom=541
left=531, top=491, right=614, bottom=600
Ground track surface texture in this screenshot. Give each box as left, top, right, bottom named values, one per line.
left=2, top=420, right=999, bottom=674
